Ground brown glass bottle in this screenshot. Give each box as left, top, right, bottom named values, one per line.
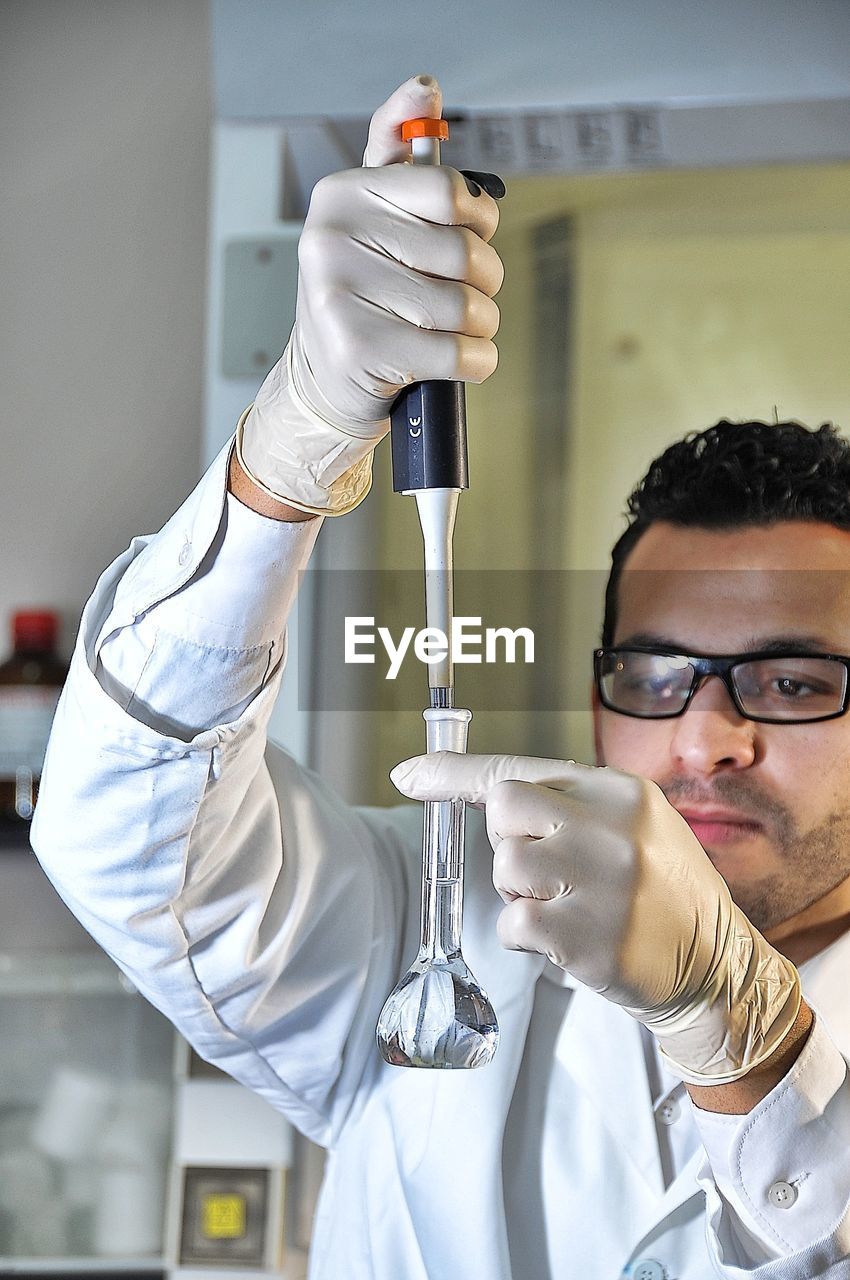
left=0, top=611, right=69, bottom=826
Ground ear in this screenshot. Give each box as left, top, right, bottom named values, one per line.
left=591, top=679, right=605, bottom=765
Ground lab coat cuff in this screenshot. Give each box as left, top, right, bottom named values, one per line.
left=90, top=426, right=321, bottom=651
left=62, top=572, right=285, bottom=761
left=694, top=1011, right=850, bottom=1269
left=93, top=433, right=235, bottom=654
left=135, top=481, right=321, bottom=654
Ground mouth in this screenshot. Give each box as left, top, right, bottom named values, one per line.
left=675, top=807, right=763, bottom=847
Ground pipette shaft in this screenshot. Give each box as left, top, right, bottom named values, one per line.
left=390, top=117, right=467, bottom=703
left=376, top=114, right=499, bottom=1070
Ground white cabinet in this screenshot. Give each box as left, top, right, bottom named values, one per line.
left=0, top=947, right=174, bottom=1273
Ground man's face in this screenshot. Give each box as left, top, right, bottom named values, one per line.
left=595, top=519, right=850, bottom=932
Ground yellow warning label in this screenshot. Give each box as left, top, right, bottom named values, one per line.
left=201, top=1192, right=247, bottom=1239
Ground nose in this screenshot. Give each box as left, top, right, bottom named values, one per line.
left=669, top=675, right=757, bottom=773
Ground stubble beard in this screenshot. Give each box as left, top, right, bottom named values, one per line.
left=660, top=776, right=850, bottom=933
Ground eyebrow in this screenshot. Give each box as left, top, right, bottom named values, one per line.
left=615, top=632, right=841, bottom=655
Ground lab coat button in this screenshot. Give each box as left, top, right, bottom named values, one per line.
left=631, top=1260, right=667, bottom=1280
left=178, top=541, right=192, bottom=566
left=768, top=1180, right=798, bottom=1208
left=657, top=1097, right=681, bottom=1125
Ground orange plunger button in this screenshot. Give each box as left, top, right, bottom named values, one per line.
left=401, top=118, right=450, bottom=142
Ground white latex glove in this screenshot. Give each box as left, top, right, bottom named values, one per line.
left=390, top=752, right=802, bottom=1086
left=238, top=74, right=504, bottom=515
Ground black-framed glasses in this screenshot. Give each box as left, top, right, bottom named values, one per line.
left=594, top=646, right=850, bottom=724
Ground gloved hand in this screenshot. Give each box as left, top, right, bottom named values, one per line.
left=238, top=74, right=504, bottom=515
left=390, top=752, right=802, bottom=1086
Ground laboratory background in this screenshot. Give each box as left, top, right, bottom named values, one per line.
left=2, top=0, right=850, bottom=1274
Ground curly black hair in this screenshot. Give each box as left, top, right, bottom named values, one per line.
left=601, top=419, right=850, bottom=645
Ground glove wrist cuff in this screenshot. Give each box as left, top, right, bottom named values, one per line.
left=238, top=344, right=386, bottom=516
left=650, top=923, right=802, bottom=1086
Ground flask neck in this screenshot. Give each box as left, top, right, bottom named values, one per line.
left=419, top=879, right=463, bottom=961
left=418, top=798, right=466, bottom=961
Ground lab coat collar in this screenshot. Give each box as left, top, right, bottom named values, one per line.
left=798, top=926, right=850, bottom=1048
left=625, top=924, right=850, bottom=1254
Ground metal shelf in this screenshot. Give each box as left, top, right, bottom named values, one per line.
left=0, top=1257, right=165, bottom=1274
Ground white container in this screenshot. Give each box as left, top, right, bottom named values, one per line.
left=0, top=1145, right=53, bottom=1213
left=30, top=1065, right=114, bottom=1162
left=93, top=1163, right=164, bottom=1256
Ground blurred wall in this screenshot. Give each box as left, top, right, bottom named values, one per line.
left=212, top=0, right=850, bottom=119
left=0, top=0, right=211, bottom=655
left=5, top=0, right=848, bottom=680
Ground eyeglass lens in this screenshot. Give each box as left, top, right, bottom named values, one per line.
left=598, top=651, right=848, bottom=721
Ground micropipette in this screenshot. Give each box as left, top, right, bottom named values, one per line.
left=376, top=116, right=499, bottom=1069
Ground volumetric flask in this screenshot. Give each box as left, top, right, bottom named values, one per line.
left=376, top=707, right=499, bottom=1069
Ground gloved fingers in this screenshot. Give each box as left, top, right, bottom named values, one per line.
left=485, top=779, right=571, bottom=844
left=491, top=832, right=574, bottom=905
left=443, top=331, right=500, bottom=384
left=390, top=751, right=586, bottom=804
left=453, top=225, right=504, bottom=297
left=362, top=74, right=443, bottom=167
left=374, top=163, right=502, bottom=242
left=496, top=895, right=572, bottom=959
left=309, top=291, right=496, bottom=390
left=303, top=227, right=501, bottom=336
left=394, top=277, right=500, bottom=340
left=352, top=218, right=505, bottom=300
left=333, top=248, right=501, bottom=340
left=311, top=164, right=501, bottom=244
left=381, top=324, right=499, bottom=387
left=298, top=221, right=503, bottom=345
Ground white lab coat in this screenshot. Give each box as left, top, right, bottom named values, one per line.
left=32, top=440, right=850, bottom=1280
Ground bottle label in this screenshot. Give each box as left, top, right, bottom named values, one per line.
left=0, top=687, right=61, bottom=777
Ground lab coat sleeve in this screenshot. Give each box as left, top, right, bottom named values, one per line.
left=31, top=434, right=421, bottom=1148
left=691, top=1012, right=850, bottom=1277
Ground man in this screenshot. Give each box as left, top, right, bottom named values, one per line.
left=33, top=76, right=850, bottom=1279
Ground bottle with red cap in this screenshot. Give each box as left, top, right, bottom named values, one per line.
left=0, top=610, right=69, bottom=825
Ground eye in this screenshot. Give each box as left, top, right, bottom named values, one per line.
left=637, top=673, right=681, bottom=697
left=736, top=658, right=845, bottom=709
left=616, top=656, right=690, bottom=698
left=772, top=676, right=816, bottom=698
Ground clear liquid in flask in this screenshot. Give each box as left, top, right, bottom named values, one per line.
left=377, top=707, right=499, bottom=1069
